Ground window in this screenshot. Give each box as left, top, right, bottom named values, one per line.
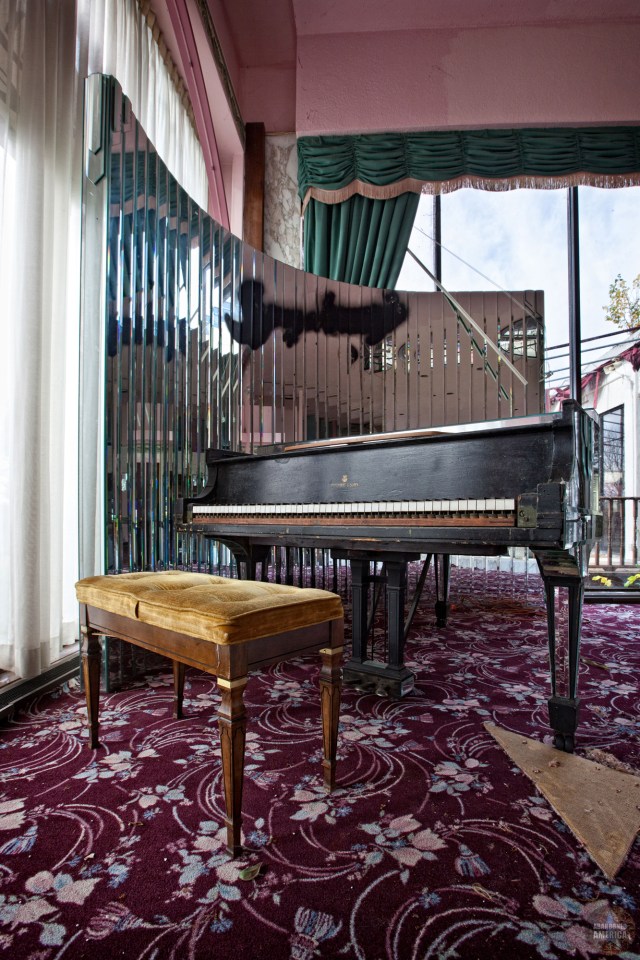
left=578, top=186, right=640, bottom=338
left=398, top=188, right=569, bottom=347
left=498, top=316, right=540, bottom=358
left=0, top=131, right=16, bottom=653
left=601, top=405, right=624, bottom=497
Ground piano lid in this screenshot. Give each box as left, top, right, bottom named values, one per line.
left=283, top=406, right=576, bottom=453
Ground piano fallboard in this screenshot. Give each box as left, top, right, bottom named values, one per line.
left=195, top=419, right=564, bottom=506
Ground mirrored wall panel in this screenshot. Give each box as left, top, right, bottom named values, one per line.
left=80, top=77, right=544, bottom=576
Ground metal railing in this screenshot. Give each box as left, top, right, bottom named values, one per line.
left=591, top=496, right=640, bottom=570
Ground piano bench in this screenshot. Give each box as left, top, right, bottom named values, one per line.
left=75, top=571, right=344, bottom=856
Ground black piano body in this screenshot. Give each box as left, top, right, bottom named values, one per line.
left=180, top=400, right=601, bottom=751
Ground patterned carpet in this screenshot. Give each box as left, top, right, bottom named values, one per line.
left=0, top=566, right=638, bottom=959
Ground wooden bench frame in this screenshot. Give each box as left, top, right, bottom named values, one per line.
left=79, top=602, right=343, bottom=856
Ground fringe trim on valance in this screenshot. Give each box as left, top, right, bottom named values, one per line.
left=301, top=172, right=640, bottom=212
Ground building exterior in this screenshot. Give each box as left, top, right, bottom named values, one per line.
left=549, top=337, right=640, bottom=579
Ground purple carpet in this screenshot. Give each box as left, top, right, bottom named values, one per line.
left=0, top=567, right=638, bottom=959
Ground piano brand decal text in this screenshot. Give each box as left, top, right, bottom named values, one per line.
left=331, top=475, right=360, bottom=489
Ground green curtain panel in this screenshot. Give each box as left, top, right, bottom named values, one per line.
left=303, top=192, right=419, bottom=288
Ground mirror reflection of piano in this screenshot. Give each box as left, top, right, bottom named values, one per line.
left=180, top=400, right=601, bottom=752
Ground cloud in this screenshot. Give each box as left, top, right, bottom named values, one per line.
left=397, top=187, right=640, bottom=348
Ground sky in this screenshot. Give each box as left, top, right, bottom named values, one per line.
left=396, top=185, right=640, bottom=356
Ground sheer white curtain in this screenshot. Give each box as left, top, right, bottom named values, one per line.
left=0, top=0, right=208, bottom=680
left=0, top=0, right=80, bottom=678
left=79, top=0, right=208, bottom=211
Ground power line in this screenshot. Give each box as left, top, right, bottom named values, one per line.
left=546, top=323, right=640, bottom=352
left=544, top=327, right=640, bottom=386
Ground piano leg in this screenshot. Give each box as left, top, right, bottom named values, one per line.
left=349, top=556, right=370, bottom=668
left=223, top=540, right=271, bottom=581
left=386, top=560, right=409, bottom=676
left=341, top=553, right=416, bottom=698
left=286, top=547, right=295, bottom=585
left=535, top=549, right=587, bottom=753
left=434, top=554, right=451, bottom=628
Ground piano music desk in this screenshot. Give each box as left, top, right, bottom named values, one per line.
left=75, top=571, right=344, bottom=856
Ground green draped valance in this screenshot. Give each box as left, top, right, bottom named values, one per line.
left=297, top=127, right=640, bottom=208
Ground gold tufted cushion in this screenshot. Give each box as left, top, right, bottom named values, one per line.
left=75, top=571, right=343, bottom=645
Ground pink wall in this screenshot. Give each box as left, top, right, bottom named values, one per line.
left=295, top=22, right=640, bottom=135
left=241, top=66, right=297, bottom=131
left=154, top=2, right=640, bottom=230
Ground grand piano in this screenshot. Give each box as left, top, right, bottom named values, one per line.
left=181, top=399, right=601, bottom=752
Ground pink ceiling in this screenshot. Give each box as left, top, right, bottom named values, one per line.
left=156, top=1, right=640, bottom=136
left=221, top=0, right=640, bottom=62
left=152, top=0, right=640, bottom=221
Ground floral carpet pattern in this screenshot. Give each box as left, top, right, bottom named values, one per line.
left=0, top=566, right=639, bottom=959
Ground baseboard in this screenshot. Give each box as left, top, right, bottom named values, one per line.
left=0, top=654, right=80, bottom=723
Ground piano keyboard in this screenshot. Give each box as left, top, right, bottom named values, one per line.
left=191, top=499, right=516, bottom=527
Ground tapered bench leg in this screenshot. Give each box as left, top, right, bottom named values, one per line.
left=320, top=633, right=343, bottom=792
left=217, top=676, right=248, bottom=856
left=81, top=626, right=101, bottom=749
left=173, top=661, right=185, bottom=719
